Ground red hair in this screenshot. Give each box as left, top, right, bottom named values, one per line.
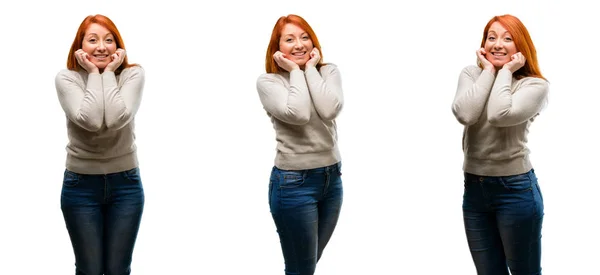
left=265, top=14, right=324, bottom=73
left=480, top=14, right=545, bottom=80
left=67, top=14, right=136, bottom=75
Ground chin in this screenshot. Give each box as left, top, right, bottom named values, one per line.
left=487, top=60, right=504, bottom=68
left=495, top=63, right=508, bottom=69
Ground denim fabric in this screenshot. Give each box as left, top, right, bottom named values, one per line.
left=61, top=167, right=145, bottom=275
left=269, top=162, right=343, bottom=275
left=463, top=169, right=544, bottom=275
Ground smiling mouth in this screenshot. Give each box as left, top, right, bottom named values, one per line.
left=93, top=54, right=109, bottom=60
left=291, top=51, right=306, bottom=57
left=491, top=52, right=507, bottom=56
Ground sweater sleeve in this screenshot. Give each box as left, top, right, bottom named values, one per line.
left=102, top=66, right=145, bottom=130
left=256, top=69, right=311, bottom=125
left=487, top=68, right=549, bottom=127
left=452, top=66, right=496, bottom=125
left=304, top=64, right=344, bottom=121
left=55, top=70, right=104, bottom=132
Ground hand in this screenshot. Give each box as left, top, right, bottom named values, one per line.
left=476, top=48, right=495, bottom=74
left=305, top=48, right=321, bottom=69
left=75, top=49, right=99, bottom=74
left=273, top=51, right=300, bottom=72
left=502, top=52, right=526, bottom=73
left=105, top=48, right=126, bottom=72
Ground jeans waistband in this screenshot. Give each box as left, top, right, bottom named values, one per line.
left=274, top=162, right=341, bottom=174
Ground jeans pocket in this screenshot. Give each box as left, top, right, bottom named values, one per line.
left=63, top=169, right=80, bottom=187
left=500, top=173, right=532, bottom=192
left=535, top=183, right=544, bottom=202
left=123, top=167, right=142, bottom=184
left=279, top=171, right=305, bottom=189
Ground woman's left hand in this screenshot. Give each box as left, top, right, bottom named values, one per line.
left=503, top=52, right=526, bottom=73
left=105, top=49, right=126, bottom=72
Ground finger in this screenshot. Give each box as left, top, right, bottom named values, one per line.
left=274, top=55, right=284, bottom=67
left=477, top=49, right=485, bottom=58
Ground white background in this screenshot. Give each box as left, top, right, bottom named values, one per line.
left=0, top=0, right=598, bottom=274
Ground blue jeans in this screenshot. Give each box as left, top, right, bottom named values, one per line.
left=463, top=169, right=544, bottom=275
left=269, top=162, right=343, bottom=275
left=61, top=168, right=145, bottom=275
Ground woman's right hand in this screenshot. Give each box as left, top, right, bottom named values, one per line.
left=75, top=49, right=99, bottom=74
left=476, top=48, right=495, bottom=74
left=273, top=51, right=300, bottom=72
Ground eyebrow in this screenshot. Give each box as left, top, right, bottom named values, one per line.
left=488, top=30, right=511, bottom=36
left=85, top=32, right=113, bottom=37
left=282, top=32, right=308, bottom=37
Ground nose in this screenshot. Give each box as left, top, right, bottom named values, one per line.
left=493, top=39, right=504, bottom=50
left=97, top=41, right=107, bottom=52
left=293, top=39, right=304, bottom=50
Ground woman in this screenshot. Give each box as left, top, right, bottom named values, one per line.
left=452, top=14, right=548, bottom=275
left=256, top=14, right=344, bottom=275
left=56, top=14, right=145, bottom=275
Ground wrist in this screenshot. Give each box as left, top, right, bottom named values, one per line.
left=484, top=67, right=496, bottom=75
left=501, top=66, right=514, bottom=73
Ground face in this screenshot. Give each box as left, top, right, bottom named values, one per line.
left=278, top=23, right=314, bottom=67
left=484, top=22, right=518, bottom=69
left=81, top=23, right=117, bottom=69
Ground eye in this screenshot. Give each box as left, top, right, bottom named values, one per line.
left=504, top=37, right=513, bottom=42
left=487, top=37, right=496, bottom=41
left=302, top=36, right=309, bottom=40
left=106, top=38, right=114, bottom=43
left=89, top=38, right=97, bottom=43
